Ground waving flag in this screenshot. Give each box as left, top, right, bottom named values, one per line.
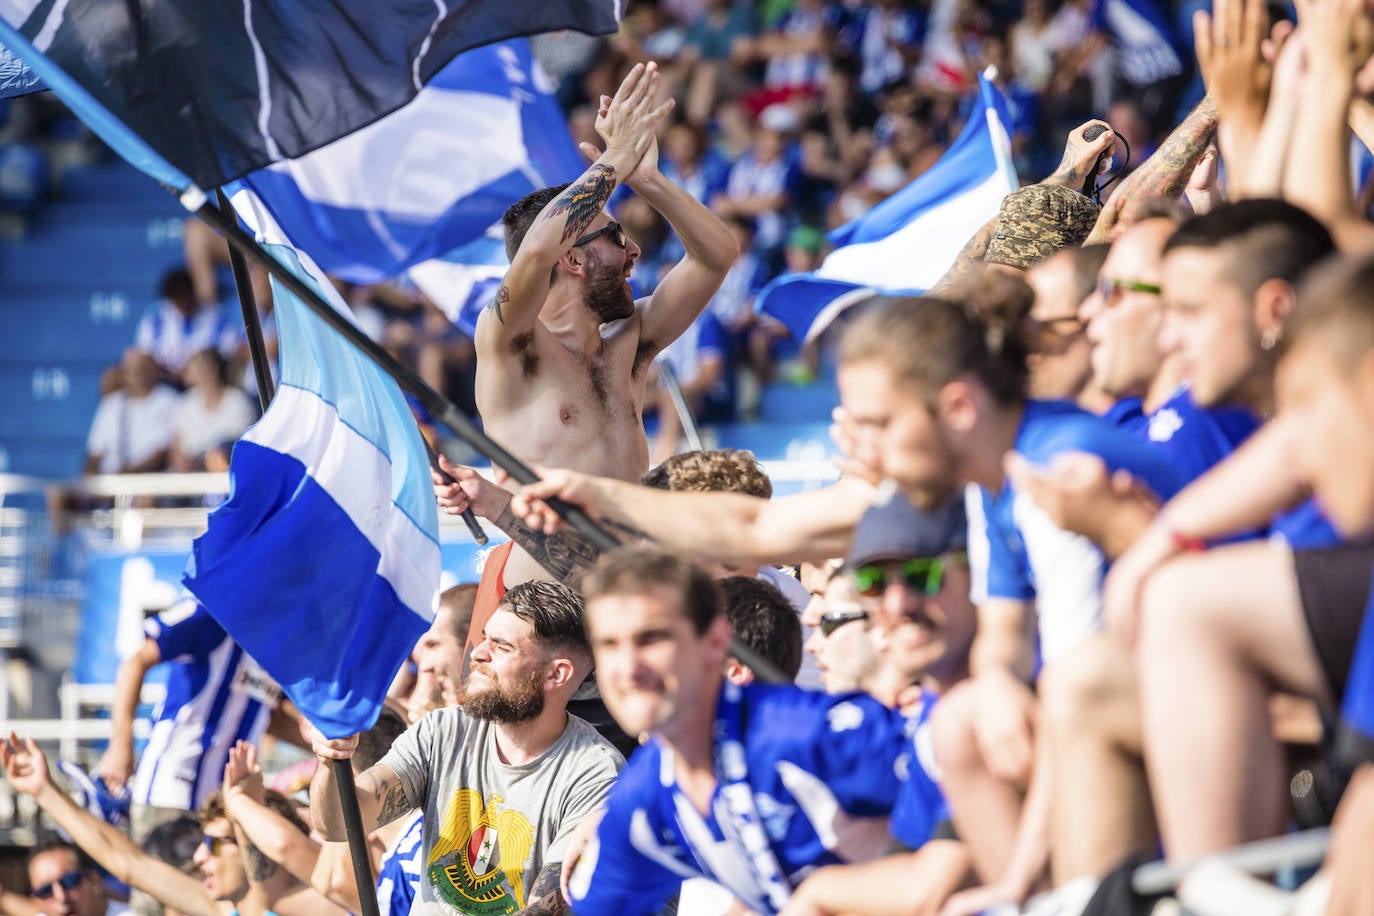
left=755, top=76, right=1017, bottom=343
left=0, top=41, right=41, bottom=96
left=409, top=230, right=511, bottom=337
left=1092, top=0, right=1184, bottom=87
left=0, top=0, right=621, bottom=189
left=241, top=38, right=585, bottom=284
left=184, top=195, right=440, bottom=738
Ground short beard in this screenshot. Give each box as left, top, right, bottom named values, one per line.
left=584, top=252, right=634, bottom=323
left=462, top=667, right=546, bottom=723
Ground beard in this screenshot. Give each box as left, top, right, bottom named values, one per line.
left=584, top=252, right=635, bottom=323
left=462, top=666, right=546, bottom=723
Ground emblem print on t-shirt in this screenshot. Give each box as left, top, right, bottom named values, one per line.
left=427, top=789, right=534, bottom=915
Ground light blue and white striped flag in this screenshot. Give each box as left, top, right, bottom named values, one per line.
left=185, top=196, right=440, bottom=739
left=755, top=76, right=1017, bottom=343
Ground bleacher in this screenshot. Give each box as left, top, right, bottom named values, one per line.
left=0, top=161, right=185, bottom=478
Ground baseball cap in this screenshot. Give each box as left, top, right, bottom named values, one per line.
left=846, top=483, right=968, bottom=568
left=984, top=184, right=1102, bottom=270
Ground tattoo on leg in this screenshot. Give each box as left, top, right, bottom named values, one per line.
left=542, top=164, right=618, bottom=244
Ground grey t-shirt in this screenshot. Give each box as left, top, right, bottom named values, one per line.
left=379, top=709, right=623, bottom=915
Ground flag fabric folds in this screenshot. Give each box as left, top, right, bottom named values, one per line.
left=408, top=230, right=511, bottom=338
left=0, top=41, right=42, bottom=96
left=184, top=196, right=441, bottom=739
left=240, top=38, right=585, bottom=285
left=1091, top=0, right=1184, bottom=87
left=0, top=0, right=621, bottom=189
left=755, top=76, right=1017, bottom=343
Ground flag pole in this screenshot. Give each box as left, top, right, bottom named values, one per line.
left=656, top=359, right=704, bottom=452
left=190, top=198, right=622, bottom=554
left=211, top=191, right=385, bottom=916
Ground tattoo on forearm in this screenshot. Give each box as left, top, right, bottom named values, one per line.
left=1098, top=100, right=1218, bottom=235
left=374, top=780, right=413, bottom=827
left=494, top=504, right=607, bottom=586
left=542, top=164, right=617, bottom=244
left=490, top=285, right=510, bottom=324
left=244, top=842, right=278, bottom=881
left=519, top=864, right=568, bottom=916
left=930, top=218, right=997, bottom=296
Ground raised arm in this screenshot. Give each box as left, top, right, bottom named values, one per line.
left=1086, top=97, right=1219, bottom=244
left=307, top=728, right=410, bottom=841
left=476, top=63, right=670, bottom=350
left=513, top=469, right=875, bottom=567
left=1, top=735, right=221, bottom=916
left=222, top=743, right=322, bottom=888
left=96, top=636, right=161, bottom=790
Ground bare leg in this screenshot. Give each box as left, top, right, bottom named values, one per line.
left=1327, top=764, right=1374, bottom=916
left=1137, top=542, right=1330, bottom=860
left=931, top=680, right=1026, bottom=881
left=1040, top=633, right=1156, bottom=884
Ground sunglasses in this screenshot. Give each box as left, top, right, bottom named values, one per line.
left=818, top=609, right=869, bottom=637
left=32, top=871, right=84, bottom=900
left=572, top=221, right=627, bottom=249
left=1097, top=277, right=1162, bottom=300
left=202, top=834, right=237, bottom=856
left=852, top=552, right=967, bottom=598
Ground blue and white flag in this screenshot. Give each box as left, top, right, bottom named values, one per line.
left=0, top=0, right=621, bottom=188
left=185, top=196, right=440, bottom=739
left=0, top=41, right=41, bottom=96
left=408, top=229, right=511, bottom=338
left=1092, top=0, right=1184, bottom=87
left=241, top=38, right=585, bottom=285
left=755, top=76, right=1017, bottom=343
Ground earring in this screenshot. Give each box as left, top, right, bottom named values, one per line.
left=1261, top=329, right=1278, bottom=351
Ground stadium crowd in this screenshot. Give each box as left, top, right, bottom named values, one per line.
left=7, top=0, right=1374, bottom=914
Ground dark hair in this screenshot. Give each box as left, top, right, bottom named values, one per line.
left=582, top=547, right=721, bottom=635
left=1284, top=252, right=1374, bottom=374
left=840, top=291, right=1031, bottom=407
left=718, top=577, right=803, bottom=680
left=354, top=705, right=407, bottom=771
left=1163, top=199, right=1336, bottom=299
left=499, top=580, right=590, bottom=659
left=502, top=184, right=570, bottom=263
left=190, top=347, right=230, bottom=385
left=141, top=815, right=204, bottom=869
left=160, top=267, right=195, bottom=302
left=27, top=839, right=94, bottom=875
left=198, top=788, right=308, bottom=837
left=437, top=583, right=478, bottom=644
left=640, top=449, right=773, bottom=498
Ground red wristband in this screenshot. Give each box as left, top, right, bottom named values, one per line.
left=1165, top=523, right=1206, bottom=553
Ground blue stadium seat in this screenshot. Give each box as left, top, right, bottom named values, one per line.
left=713, top=421, right=839, bottom=461
left=757, top=379, right=838, bottom=423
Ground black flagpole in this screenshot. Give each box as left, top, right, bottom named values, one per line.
left=213, top=190, right=383, bottom=916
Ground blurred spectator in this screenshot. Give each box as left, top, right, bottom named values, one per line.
left=84, top=349, right=180, bottom=475
left=169, top=349, right=257, bottom=473
left=25, top=841, right=123, bottom=916
left=713, top=103, right=801, bottom=266
left=852, top=0, right=927, bottom=96
left=719, top=575, right=805, bottom=684
left=134, top=269, right=238, bottom=385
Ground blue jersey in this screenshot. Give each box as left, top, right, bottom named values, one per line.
left=984, top=401, right=1187, bottom=663
left=130, top=603, right=282, bottom=809
left=376, top=811, right=423, bottom=916
left=568, top=683, right=910, bottom=916
left=1140, top=387, right=1260, bottom=484
left=891, top=693, right=947, bottom=850
left=1340, top=576, right=1374, bottom=766
left=1103, top=397, right=1147, bottom=434
left=1271, top=499, right=1343, bottom=550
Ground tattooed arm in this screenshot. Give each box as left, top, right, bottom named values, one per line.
left=1086, top=97, right=1219, bottom=244
left=308, top=740, right=412, bottom=841
left=476, top=63, right=671, bottom=349
left=517, top=864, right=569, bottom=916
left=928, top=216, right=998, bottom=296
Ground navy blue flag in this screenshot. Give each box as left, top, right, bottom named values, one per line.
left=0, top=0, right=621, bottom=189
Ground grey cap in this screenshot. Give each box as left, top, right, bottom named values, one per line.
left=846, top=483, right=968, bottom=568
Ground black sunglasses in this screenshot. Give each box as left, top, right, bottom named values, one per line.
left=818, top=609, right=869, bottom=637
left=202, top=833, right=237, bottom=856
left=852, top=552, right=967, bottom=599
left=572, top=221, right=627, bottom=249
left=33, top=870, right=84, bottom=899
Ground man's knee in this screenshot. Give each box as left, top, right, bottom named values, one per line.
left=931, top=679, right=984, bottom=779
left=1138, top=555, right=1224, bottom=659
left=1040, top=633, right=1137, bottom=740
